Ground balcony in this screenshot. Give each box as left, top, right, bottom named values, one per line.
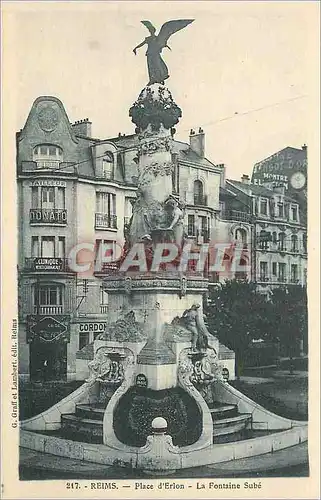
left=100, top=305, right=108, bottom=314
left=30, top=208, right=67, bottom=225
left=24, top=258, right=74, bottom=273
left=193, top=195, right=208, bottom=207
left=33, top=305, right=64, bottom=315
left=95, top=213, right=117, bottom=230
left=220, top=210, right=252, bottom=223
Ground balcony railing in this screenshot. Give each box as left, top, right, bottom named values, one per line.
left=220, top=210, right=252, bottom=223
left=100, top=305, right=108, bottom=314
left=33, top=305, right=63, bottom=315
left=95, top=213, right=117, bottom=230
left=194, top=195, right=208, bottom=206
left=30, top=208, right=67, bottom=225
left=24, top=257, right=74, bottom=273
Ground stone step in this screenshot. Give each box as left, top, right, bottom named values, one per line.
left=213, top=414, right=252, bottom=437
left=75, top=404, right=106, bottom=421
left=210, top=404, right=238, bottom=420
left=61, top=414, right=103, bottom=438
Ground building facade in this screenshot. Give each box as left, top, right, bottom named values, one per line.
left=225, top=176, right=307, bottom=294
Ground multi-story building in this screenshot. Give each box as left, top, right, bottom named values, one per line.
left=17, top=96, right=223, bottom=382
left=225, top=175, right=307, bottom=293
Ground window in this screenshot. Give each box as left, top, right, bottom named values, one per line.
left=34, top=145, right=62, bottom=157
left=291, top=264, right=298, bottom=283
left=79, top=332, right=90, bottom=350
left=277, top=202, right=284, bottom=218
left=272, top=231, right=277, bottom=244
left=278, top=232, right=286, bottom=251
left=235, top=228, right=247, bottom=244
left=31, top=187, right=38, bottom=208
left=171, top=154, right=179, bottom=194
left=193, top=180, right=205, bottom=205
left=269, top=200, right=275, bottom=218
left=278, top=263, right=286, bottom=282
left=41, top=187, right=55, bottom=208
left=95, top=240, right=118, bottom=271
left=34, top=283, right=64, bottom=314
left=124, top=197, right=135, bottom=225
left=259, top=230, right=269, bottom=250
left=272, top=262, right=277, bottom=276
left=56, top=188, right=65, bottom=209
left=102, top=153, right=114, bottom=180
left=100, top=287, right=108, bottom=313
left=96, top=192, right=116, bottom=214
left=33, top=144, right=63, bottom=168
left=259, top=261, right=268, bottom=281
left=31, top=186, right=65, bottom=209
left=260, top=199, right=267, bottom=215
left=31, top=236, right=65, bottom=258
left=58, top=237, right=65, bottom=258
left=31, top=236, right=39, bottom=258
left=291, top=234, right=298, bottom=252
left=95, top=192, right=117, bottom=229
left=41, top=237, right=55, bottom=257
left=187, top=214, right=196, bottom=236
left=199, top=216, right=208, bottom=238
left=291, top=205, right=298, bottom=221
left=303, top=233, right=307, bottom=253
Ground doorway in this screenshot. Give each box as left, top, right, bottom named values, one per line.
left=29, top=340, right=67, bottom=382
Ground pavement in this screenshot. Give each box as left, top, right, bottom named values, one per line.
left=19, top=442, right=309, bottom=479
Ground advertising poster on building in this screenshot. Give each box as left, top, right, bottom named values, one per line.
left=1, top=1, right=320, bottom=500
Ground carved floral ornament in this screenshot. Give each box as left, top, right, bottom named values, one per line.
left=103, top=277, right=209, bottom=291
left=139, top=161, right=173, bottom=186
left=138, top=136, right=172, bottom=156
left=37, top=105, right=59, bottom=132
left=129, top=84, right=182, bottom=131
left=87, top=346, right=135, bottom=384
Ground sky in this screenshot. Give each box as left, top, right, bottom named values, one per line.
left=6, top=1, right=318, bottom=179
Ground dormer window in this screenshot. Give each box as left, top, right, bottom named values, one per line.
left=33, top=144, right=63, bottom=169
left=102, top=153, right=114, bottom=180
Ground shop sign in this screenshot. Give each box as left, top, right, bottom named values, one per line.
left=27, top=315, right=70, bottom=343
left=135, top=373, right=148, bottom=388
left=78, top=322, right=107, bottom=333
left=29, top=180, right=66, bottom=187
left=33, top=257, right=63, bottom=271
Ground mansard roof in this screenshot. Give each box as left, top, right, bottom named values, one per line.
left=227, top=179, right=300, bottom=204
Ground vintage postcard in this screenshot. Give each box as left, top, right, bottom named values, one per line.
left=1, top=1, right=320, bottom=499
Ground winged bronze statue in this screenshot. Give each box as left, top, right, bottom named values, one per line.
left=133, top=19, right=194, bottom=85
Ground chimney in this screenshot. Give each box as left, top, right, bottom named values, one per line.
left=72, top=118, right=92, bottom=137
left=217, top=163, right=226, bottom=188
left=189, top=127, right=205, bottom=158
left=241, top=174, right=250, bottom=185
left=302, top=144, right=307, bottom=151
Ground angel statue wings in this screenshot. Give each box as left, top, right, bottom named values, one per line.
left=133, top=19, right=194, bottom=85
